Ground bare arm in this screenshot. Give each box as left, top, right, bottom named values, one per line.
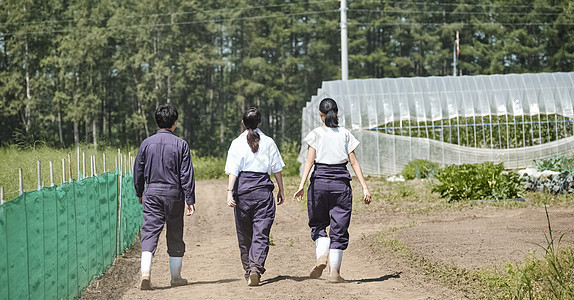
left=294, top=146, right=316, bottom=200
left=349, top=151, right=371, bottom=204
left=227, top=174, right=237, bottom=207
left=274, top=171, right=285, bottom=205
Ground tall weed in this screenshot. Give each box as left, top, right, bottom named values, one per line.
left=502, top=206, right=574, bottom=299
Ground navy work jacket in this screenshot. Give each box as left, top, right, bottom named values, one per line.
left=134, top=129, right=196, bottom=205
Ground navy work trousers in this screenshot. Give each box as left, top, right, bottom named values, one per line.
left=141, top=184, right=185, bottom=257
left=234, top=172, right=276, bottom=275
left=307, top=163, right=353, bottom=250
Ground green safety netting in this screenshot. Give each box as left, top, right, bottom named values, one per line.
left=0, top=171, right=142, bottom=300
left=119, top=174, right=143, bottom=252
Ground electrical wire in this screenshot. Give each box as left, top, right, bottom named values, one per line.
left=0, top=0, right=338, bottom=27
left=349, top=21, right=574, bottom=27
left=348, top=8, right=564, bottom=16
left=354, top=0, right=565, bottom=10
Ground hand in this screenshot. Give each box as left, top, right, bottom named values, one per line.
left=363, top=189, right=372, bottom=205
left=186, top=204, right=195, bottom=216
left=227, top=191, right=236, bottom=207
left=276, top=190, right=285, bottom=205
left=293, top=186, right=304, bottom=201
left=138, top=197, right=142, bottom=205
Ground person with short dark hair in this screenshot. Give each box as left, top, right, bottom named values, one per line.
left=225, top=107, right=285, bottom=286
left=294, top=98, right=371, bottom=283
left=134, top=103, right=196, bottom=290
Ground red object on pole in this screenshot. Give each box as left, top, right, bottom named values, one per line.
left=456, top=31, right=460, bottom=56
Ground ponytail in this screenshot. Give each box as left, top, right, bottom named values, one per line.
left=243, top=107, right=262, bottom=153
left=324, top=109, right=339, bottom=127
left=246, top=128, right=260, bottom=153
left=319, top=98, right=339, bottom=128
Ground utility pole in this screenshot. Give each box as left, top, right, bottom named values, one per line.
left=341, top=0, right=348, bottom=80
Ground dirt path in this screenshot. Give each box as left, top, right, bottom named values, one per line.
left=82, top=179, right=459, bottom=299
left=81, top=179, right=574, bottom=299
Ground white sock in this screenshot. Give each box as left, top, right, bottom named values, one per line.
left=316, top=237, right=330, bottom=260
left=170, top=257, right=183, bottom=280
left=329, top=249, right=343, bottom=272
left=141, top=251, right=152, bottom=277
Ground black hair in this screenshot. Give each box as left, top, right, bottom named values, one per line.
left=155, top=104, right=179, bottom=129
left=243, top=107, right=262, bottom=153
left=319, top=98, right=339, bottom=128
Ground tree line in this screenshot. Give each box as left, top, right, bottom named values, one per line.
left=1, top=0, right=572, bottom=156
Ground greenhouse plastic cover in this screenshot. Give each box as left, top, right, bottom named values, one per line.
left=299, top=72, right=574, bottom=175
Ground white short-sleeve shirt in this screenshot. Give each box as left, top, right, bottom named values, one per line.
left=225, top=128, right=285, bottom=176
left=304, top=126, right=360, bottom=164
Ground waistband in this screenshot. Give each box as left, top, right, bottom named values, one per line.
left=314, top=162, right=348, bottom=167
left=234, top=171, right=274, bottom=196
left=238, top=171, right=269, bottom=176
left=147, top=182, right=180, bottom=189
left=311, top=162, right=352, bottom=182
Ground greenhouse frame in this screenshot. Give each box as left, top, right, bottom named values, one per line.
left=299, top=72, right=574, bottom=176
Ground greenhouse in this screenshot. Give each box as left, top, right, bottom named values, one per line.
left=299, top=72, right=574, bottom=176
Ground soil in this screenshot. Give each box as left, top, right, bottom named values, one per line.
left=81, top=179, right=574, bottom=300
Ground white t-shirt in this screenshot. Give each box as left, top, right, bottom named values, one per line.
left=225, top=128, right=285, bottom=176
left=304, top=126, right=360, bottom=164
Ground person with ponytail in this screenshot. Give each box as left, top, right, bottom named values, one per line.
left=294, top=98, right=371, bottom=283
left=225, top=107, right=285, bottom=286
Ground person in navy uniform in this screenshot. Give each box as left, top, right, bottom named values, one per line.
left=294, top=98, right=371, bottom=283
left=225, top=107, right=285, bottom=286
left=134, top=104, right=196, bottom=290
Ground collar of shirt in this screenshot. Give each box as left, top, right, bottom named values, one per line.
left=157, top=129, right=174, bottom=134
left=240, top=128, right=264, bottom=136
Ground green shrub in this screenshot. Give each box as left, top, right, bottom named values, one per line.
left=191, top=155, right=226, bottom=180
left=432, top=162, right=525, bottom=202
left=280, top=141, right=301, bottom=177
left=401, top=159, right=439, bottom=180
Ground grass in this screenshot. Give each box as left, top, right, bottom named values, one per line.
left=0, top=144, right=137, bottom=200
left=0, top=143, right=302, bottom=201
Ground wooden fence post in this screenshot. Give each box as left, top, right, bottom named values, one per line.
left=77, top=147, right=80, bottom=181
left=49, top=161, right=54, bottom=187
left=62, top=158, right=65, bottom=184
left=82, top=152, right=86, bottom=180
left=68, top=154, right=72, bottom=182
left=90, top=155, right=94, bottom=177
left=19, top=168, right=23, bottom=195
left=37, top=160, right=42, bottom=190
left=117, top=151, right=123, bottom=256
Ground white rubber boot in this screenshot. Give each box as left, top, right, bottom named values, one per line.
left=140, top=251, right=153, bottom=290
left=310, top=237, right=330, bottom=279
left=169, top=257, right=188, bottom=287
left=328, top=249, right=345, bottom=283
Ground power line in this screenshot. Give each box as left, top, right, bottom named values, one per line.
left=349, top=8, right=564, bottom=16
left=0, top=0, right=338, bottom=27
left=355, top=0, right=565, bottom=10
left=2, top=10, right=340, bottom=36
left=350, top=21, right=574, bottom=27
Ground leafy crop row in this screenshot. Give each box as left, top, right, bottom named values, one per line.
left=431, top=162, right=525, bottom=202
